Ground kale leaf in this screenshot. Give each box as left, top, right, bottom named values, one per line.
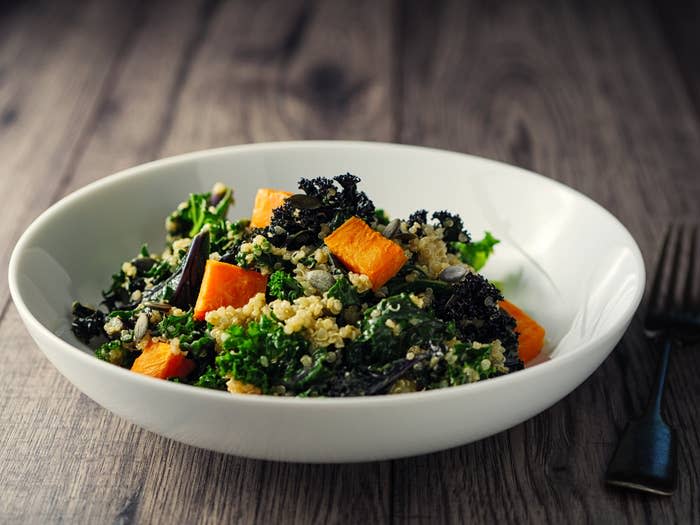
left=267, top=270, right=304, bottom=301
left=453, top=231, right=499, bottom=271
left=347, top=293, right=453, bottom=366
left=71, top=302, right=105, bottom=344
left=326, top=276, right=361, bottom=306
left=265, top=174, right=376, bottom=249
left=433, top=272, right=519, bottom=360
left=216, top=316, right=311, bottom=393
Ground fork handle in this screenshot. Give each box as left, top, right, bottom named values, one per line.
left=646, top=334, right=672, bottom=417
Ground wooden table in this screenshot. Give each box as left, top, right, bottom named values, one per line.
left=2, top=1, right=699, bottom=523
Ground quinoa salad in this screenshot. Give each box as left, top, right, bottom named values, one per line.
left=71, top=174, right=544, bottom=396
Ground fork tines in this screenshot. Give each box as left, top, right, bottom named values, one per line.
left=645, top=224, right=699, bottom=333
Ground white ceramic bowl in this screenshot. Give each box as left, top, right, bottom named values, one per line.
left=9, top=141, right=645, bottom=462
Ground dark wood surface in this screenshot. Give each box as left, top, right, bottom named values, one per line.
left=1, top=1, right=698, bottom=523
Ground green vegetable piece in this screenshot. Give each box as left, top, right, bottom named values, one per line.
left=216, top=316, right=311, bottom=394
left=267, top=271, right=304, bottom=301
left=453, top=231, right=499, bottom=271
left=349, top=293, right=452, bottom=365
left=326, top=276, right=361, bottom=306
left=95, top=340, right=134, bottom=367
left=374, top=208, right=390, bottom=225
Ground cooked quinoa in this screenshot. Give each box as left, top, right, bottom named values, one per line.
left=71, top=174, right=526, bottom=397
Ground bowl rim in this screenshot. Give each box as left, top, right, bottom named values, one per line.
left=8, top=140, right=646, bottom=408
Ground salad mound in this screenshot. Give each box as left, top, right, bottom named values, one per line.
left=71, top=174, right=544, bottom=396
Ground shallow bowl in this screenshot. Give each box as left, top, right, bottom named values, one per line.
left=9, top=141, right=644, bottom=462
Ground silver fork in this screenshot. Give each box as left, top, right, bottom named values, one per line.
left=606, top=224, right=699, bottom=495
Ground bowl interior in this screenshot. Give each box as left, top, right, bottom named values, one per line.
left=12, top=142, right=644, bottom=366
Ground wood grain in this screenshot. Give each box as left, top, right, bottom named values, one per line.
left=395, top=1, right=700, bottom=523
left=0, top=0, right=142, bottom=308
left=1, top=1, right=396, bottom=523
left=1, top=0, right=700, bottom=523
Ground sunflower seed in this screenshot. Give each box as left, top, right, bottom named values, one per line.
left=439, top=265, right=468, bottom=282
left=134, top=313, right=149, bottom=341
left=382, top=218, right=401, bottom=239
left=143, top=301, right=171, bottom=311
left=307, top=269, right=335, bottom=292
left=287, top=194, right=322, bottom=210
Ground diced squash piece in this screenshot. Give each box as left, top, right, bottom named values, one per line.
left=226, top=378, right=262, bottom=395
left=324, top=216, right=407, bottom=291
left=499, top=300, right=545, bottom=362
left=131, top=340, right=195, bottom=379
left=193, top=260, right=268, bottom=320
left=250, top=188, right=293, bottom=228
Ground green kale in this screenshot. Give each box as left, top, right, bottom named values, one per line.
left=267, top=270, right=304, bottom=301
left=374, top=208, right=390, bottom=225
left=443, top=342, right=506, bottom=386
left=194, top=365, right=227, bottom=390
left=234, top=235, right=281, bottom=270
left=265, top=174, right=376, bottom=249
left=166, top=184, right=234, bottom=252
left=95, top=340, right=134, bottom=367
left=348, top=294, right=453, bottom=366
left=431, top=211, right=470, bottom=243
left=71, top=302, right=105, bottom=344
left=453, top=231, right=499, bottom=271
left=216, top=316, right=311, bottom=393
left=155, top=310, right=214, bottom=360
left=326, top=276, right=361, bottom=306
left=433, top=272, right=518, bottom=361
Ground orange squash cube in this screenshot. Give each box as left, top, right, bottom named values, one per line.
left=193, top=260, right=268, bottom=320
left=250, top=188, right=293, bottom=228
left=131, top=340, right=195, bottom=379
left=324, top=216, right=407, bottom=291
left=499, top=300, right=545, bottom=362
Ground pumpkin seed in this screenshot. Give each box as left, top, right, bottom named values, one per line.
left=287, top=194, right=322, bottom=210
left=307, top=269, right=335, bottom=292
left=438, top=265, right=468, bottom=282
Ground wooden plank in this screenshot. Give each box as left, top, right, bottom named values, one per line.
left=133, top=1, right=396, bottom=524
left=62, top=0, right=214, bottom=194
left=394, top=1, right=700, bottom=523
left=654, top=0, right=700, bottom=117
left=2, top=0, right=396, bottom=523
left=0, top=0, right=141, bottom=309
left=0, top=0, right=212, bottom=522
left=160, top=0, right=395, bottom=156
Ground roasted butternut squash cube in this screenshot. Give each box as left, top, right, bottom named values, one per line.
left=324, top=216, right=407, bottom=291
left=250, top=188, right=293, bottom=228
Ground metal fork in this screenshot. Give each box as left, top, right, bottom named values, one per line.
left=606, top=224, right=699, bottom=496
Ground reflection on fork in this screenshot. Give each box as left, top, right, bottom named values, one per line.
left=605, top=224, right=699, bottom=496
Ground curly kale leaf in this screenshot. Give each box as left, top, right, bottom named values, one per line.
left=216, top=316, right=311, bottom=393
left=453, top=231, right=499, bottom=271
left=347, top=293, right=453, bottom=366
left=266, top=174, right=376, bottom=249
left=267, top=270, right=304, bottom=301
left=407, top=209, right=428, bottom=227
left=71, top=302, right=106, bottom=344
left=155, top=310, right=214, bottom=360
left=95, top=340, right=134, bottom=367
left=434, top=272, right=519, bottom=360
left=194, top=365, right=227, bottom=390
left=431, top=211, right=470, bottom=244
left=326, top=276, right=361, bottom=306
